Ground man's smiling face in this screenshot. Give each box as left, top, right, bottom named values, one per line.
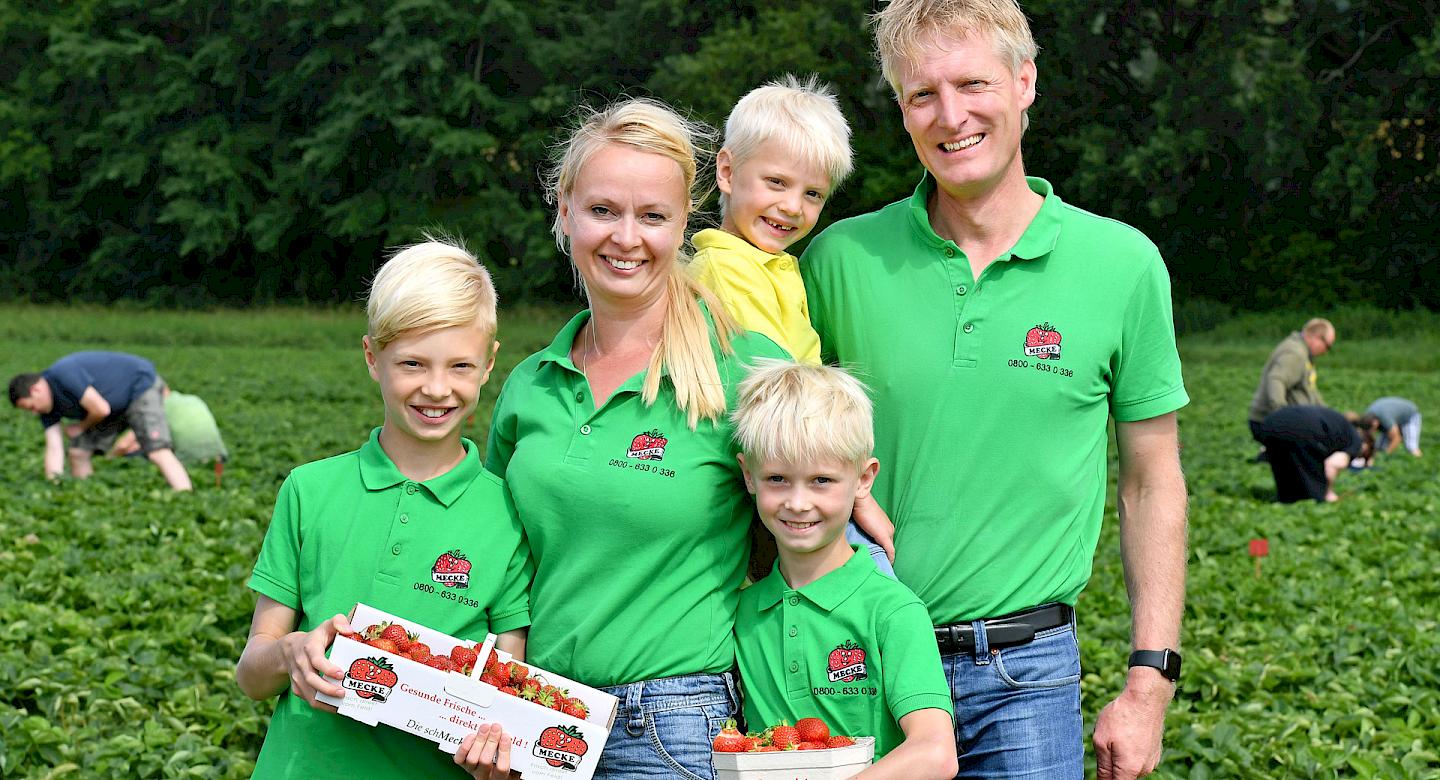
left=897, top=29, right=1036, bottom=202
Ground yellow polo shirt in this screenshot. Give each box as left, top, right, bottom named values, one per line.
left=691, top=228, right=821, bottom=365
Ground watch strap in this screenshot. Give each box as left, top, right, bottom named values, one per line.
left=1128, top=648, right=1182, bottom=682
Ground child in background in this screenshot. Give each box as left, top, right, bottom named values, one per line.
left=692, top=74, right=897, bottom=575
left=235, top=239, right=528, bottom=779
left=730, top=360, right=956, bottom=778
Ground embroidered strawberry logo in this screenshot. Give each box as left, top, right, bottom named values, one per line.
left=534, top=724, right=589, bottom=770
left=1024, top=322, right=1062, bottom=359
left=826, top=640, right=868, bottom=682
left=626, top=429, right=668, bottom=461
left=432, top=549, right=471, bottom=588
left=344, top=656, right=399, bottom=702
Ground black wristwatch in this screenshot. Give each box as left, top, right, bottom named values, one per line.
left=1128, top=649, right=1182, bottom=682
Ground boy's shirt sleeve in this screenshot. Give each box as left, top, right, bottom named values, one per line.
left=248, top=474, right=303, bottom=610
left=39, top=362, right=95, bottom=428
left=486, top=483, right=533, bottom=634
left=696, top=250, right=819, bottom=364
left=879, top=600, right=955, bottom=721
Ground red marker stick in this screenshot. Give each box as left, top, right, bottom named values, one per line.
left=1249, top=538, right=1269, bottom=578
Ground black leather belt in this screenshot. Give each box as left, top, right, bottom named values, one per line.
left=934, top=603, right=1074, bottom=655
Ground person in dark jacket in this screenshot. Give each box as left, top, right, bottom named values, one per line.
left=1252, top=405, right=1371, bottom=503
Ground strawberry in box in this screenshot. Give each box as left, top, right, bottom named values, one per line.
left=318, top=603, right=618, bottom=780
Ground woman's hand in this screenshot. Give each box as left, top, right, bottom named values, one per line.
left=455, top=723, right=515, bottom=779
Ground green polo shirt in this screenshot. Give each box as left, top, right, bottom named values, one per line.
left=802, top=175, right=1188, bottom=625
left=736, top=548, right=953, bottom=757
left=487, top=307, right=788, bottom=687
left=248, top=429, right=532, bottom=779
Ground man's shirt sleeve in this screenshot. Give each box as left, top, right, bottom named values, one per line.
left=1109, top=254, right=1189, bottom=422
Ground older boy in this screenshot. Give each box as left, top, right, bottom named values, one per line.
left=731, top=360, right=956, bottom=778
left=235, top=240, right=531, bottom=779
left=9, top=351, right=192, bottom=490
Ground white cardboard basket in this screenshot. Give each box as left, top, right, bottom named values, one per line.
left=316, top=603, right=618, bottom=780
left=712, top=736, right=876, bottom=780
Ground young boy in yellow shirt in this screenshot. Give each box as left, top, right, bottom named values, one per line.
left=692, top=75, right=897, bottom=574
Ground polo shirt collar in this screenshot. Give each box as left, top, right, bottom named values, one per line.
left=357, top=427, right=483, bottom=507
left=535, top=299, right=724, bottom=382
left=692, top=228, right=796, bottom=269
left=752, top=546, right=874, bottom=612
left=906, top=173, right=1064, bottom=262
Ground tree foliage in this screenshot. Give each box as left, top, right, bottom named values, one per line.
left=0, top=0, right=1435, bottom=310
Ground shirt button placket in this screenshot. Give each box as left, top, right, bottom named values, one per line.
left=784, top=593, right=805, bottom=694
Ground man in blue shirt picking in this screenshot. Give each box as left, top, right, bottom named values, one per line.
left=9, top=351, right=192, bottom=490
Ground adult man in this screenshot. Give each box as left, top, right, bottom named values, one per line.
left=1247, top=318, right=1334, bottom=442
left=9, top=351, right=193, bottom=490
left=1365, top=396, right=1421, bottom=457
left=801, top=1, right=1188, bottom=777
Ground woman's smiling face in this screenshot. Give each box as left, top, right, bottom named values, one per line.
left=560, top=142, right=689, bottom=311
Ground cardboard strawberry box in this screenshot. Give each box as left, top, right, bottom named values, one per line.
left=316, top=603, right=618, bottom=779
left=712, top=737, right=876, bottom=780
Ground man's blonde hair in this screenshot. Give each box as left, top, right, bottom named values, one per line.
left=545, top=98, right=739, bottom=430
left=720, top=74, right=853, bottom=213
left=732, top=360, right=875, bottom=470
left=366, top=237, right=497, bottom=350
left=1302, top=318, right=1335, bottom=339
left=873, top=0, right=1039, bottom=96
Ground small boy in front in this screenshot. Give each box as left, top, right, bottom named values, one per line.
left=730, top=361, right=957, bottom=779
left=235, top=239, right=528, bottom=779
left=692, top=75, right=897, bottom=575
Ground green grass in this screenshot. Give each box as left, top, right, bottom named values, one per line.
left=1, top=305, right=1436, bottom=778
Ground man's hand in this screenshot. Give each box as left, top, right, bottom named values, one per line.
left=1093, top=669, right=1173, bottom=779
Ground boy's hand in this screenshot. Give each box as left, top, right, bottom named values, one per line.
left=851, top=493, right=897, bottom=563
left=455, top=723, right=515, bottom=778
left=277, top=613, right=355, bottom=710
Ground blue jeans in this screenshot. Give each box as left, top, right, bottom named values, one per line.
left=942, top=616, right=1083, bottom=778
left=845, top=521, right=895, bottom=577
left=595, top=671, right=739, bottom=779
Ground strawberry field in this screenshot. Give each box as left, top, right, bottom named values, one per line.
left=1, top=304, right=1437, bottom=778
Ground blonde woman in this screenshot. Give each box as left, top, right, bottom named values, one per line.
left=485, top=99, right=788, bottom=778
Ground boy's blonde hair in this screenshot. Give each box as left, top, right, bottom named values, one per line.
left=732, top=360, right=875, bottom=470
left=873, top=0, right=1039, bottom=97
left=367, top=237, right=497, bottom=350
left=545, top=98, right=739, bottom=430
left=720, top=74, right=853, bottom=213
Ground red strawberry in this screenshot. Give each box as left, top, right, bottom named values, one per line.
left=479, top=669, right=507, bottom=688
left=426, top=656, right=458, bottom=672
left=798, top=741, right=827, bottom=750
left=796, top=717, right=830, bottom=743
left=769, top=721, right=800, bottom=750
left=408, top=642, right=431, bottom=657
left=407, top=648, right=433, bottom=665
left=370, top=638, right=400, bottom=654
left=560, top=696, right=589, bottom=720
left=519, top=678, right=542, bottom=700
left=486, top=649, right=501, bottom=669
left=753, top=745, right=781, bottom=752
left=712, top=720, right=749, bottom=753
left=826, top=735, right=856, bottom=748
left=378, top=623, right=412, bottom=651
left=450, top=645, right=478, bottom=673
left=505, top=661, right=529, bottom=686
left=536, top=725, right=589, bottom=769
left=1024, top=322, right=1062, bottom=359
left=498, top=685, right=520, bottom=697
left=360, top=624, right=385, bottom=641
